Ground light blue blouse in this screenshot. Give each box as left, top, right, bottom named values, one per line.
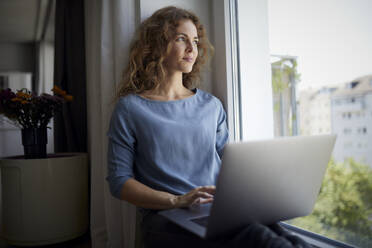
left=106, top=88, right=229, bottom=200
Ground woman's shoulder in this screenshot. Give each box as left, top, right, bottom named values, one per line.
left=196, top=89, right=224, bottom=108
left=116, top=93, right=139, bottom=107
left=112, top=94, right=139, bottom=115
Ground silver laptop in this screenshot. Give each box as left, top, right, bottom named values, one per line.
left=159, top=134, right=337, bottom=239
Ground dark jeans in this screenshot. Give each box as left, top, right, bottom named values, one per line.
left=140, top=211, right=313, bottom=248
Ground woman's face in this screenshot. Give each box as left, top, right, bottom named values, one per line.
left=163, top=19, right=199, bottom=75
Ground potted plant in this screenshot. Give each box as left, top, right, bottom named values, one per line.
left=0, top=86, right=73, bottom=158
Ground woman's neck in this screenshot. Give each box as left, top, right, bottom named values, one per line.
left=141, top=72, right=194, bottom=100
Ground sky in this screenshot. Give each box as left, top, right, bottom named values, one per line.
left=268, top=0, right=372, bottom=90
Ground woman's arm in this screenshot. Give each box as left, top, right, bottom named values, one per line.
left=121, top=178, right=216, bottom=209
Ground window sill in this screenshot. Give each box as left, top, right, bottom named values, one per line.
left=280, top=222, right=355, bottom=248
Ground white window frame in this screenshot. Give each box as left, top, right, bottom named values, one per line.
left=213, top=0, right=274, bottom=142
left=212, top=0, right=242, bottom=142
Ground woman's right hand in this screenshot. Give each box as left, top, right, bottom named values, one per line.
left=172, top=186, right=216, bottom=208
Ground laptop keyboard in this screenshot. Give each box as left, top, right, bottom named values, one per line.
left=191, top=216, right=209, bottom=227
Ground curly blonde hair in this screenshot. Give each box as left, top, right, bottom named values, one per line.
left=116, top=6, right=213, bottom=99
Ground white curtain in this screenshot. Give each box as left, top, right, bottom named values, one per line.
left=84, top=0, right=138, bottom=247
left=36, top=41, right=55, bottom=155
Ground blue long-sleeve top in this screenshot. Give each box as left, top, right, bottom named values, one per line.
left=106, top=88, right=229, bottom=200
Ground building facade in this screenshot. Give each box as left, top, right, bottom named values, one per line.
left=331, top=75, right=372, bottom=168
left=298, top=87, right=336, bottom=136
left=299, top=75, right=372, bottom=168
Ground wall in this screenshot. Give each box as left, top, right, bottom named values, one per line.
left=0, top=43, right=35, bottom=72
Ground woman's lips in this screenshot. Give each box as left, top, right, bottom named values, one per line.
left=183, top=57, right=193, bottom=62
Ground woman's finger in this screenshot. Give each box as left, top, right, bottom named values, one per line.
left=198, top=186, right=216, bottom=194
left=190, top=191, right=213, bottom=202
left=190, top=196, right=214, bottom=209
left=199, top=197, right=213, bottom=204
left=196, top=191, right=214, bottom=198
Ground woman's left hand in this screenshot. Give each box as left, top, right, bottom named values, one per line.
left=172, top=186, right=216, bottom=208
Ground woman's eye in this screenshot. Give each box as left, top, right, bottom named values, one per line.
left=176, top=37, right=185, bottom=41
left=193, top=40, right=199, bottom=45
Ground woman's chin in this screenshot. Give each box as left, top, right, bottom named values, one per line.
left=182, top=67, right=194, bottom=74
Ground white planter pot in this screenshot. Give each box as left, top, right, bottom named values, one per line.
left=0, top=153, right=89, bottom=246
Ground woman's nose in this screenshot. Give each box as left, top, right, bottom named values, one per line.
left=186, top=40, right=194, bottom=52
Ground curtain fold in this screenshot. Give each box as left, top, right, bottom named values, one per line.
left=54, top=0, right=90, bottom=241
left=54, top=0, right=87, bottom=153
left=85, top=0, right=138, bottom=247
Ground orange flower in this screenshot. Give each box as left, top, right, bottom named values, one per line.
left=52, top=85, right=67, bottom=96
left=16, top=92, right=32, bottom=99
left=11, top=97, right=22, bottom=102
left=21, top=100, right=28, bottom=104
left=63, top=95, right=74, bottom=102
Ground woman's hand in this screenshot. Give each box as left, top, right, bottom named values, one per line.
left=172, top=186, right=216, bottom=208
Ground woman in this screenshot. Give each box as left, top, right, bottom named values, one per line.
left=107, top=6, right=311, bottom=248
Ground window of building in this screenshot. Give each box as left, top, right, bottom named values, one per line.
left=344, top=142, right=353, bottom=149
left=357, top=127, right=368, bottom=134
left=344, top=128, right=352, bottom=135
left=350, top=81, right=359, bottom=88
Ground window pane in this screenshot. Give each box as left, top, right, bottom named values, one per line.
left=268, top=0, right=372, bottom=247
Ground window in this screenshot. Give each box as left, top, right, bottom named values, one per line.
left=263, top=0, right=372, bottom=247
left=357, top=127, right=368, bottom=135
left=344, top=142, right=353, bottom=149
left=232, top=1, right=372, bottom=247
left=343, top=128, right=352, bottom=135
